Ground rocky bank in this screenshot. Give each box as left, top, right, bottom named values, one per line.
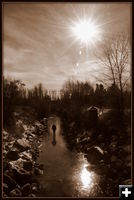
left=3, top=108, right=48, bottom=197
left=63, top=111, right=131, bottom=197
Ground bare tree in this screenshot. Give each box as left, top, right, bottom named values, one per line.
left=96, top=33, right=130, bottom=111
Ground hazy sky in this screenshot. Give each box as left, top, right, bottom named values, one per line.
left=3, top=3, right=131, bottom=90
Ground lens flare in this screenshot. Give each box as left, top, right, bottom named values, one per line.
left=71, top=18, right=102, bottom=46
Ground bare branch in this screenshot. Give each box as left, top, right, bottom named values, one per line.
left=96, top=33, right=130, bottom=91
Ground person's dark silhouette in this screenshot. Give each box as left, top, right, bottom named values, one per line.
left=52, top=124, right=56, bottom=133
left=52, top=124, right=56, bottom=146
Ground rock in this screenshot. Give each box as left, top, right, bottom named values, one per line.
left=8, top=141, right=15, bottom=147
left=14, top=138, right=31, bottom=152
left=69, top=122, right=75, bottom=128
left=126, top=162, right=131, bottom=167
left=124, top=145, right=131, bottom=153
left=22, top=132, right=28, bottom=139
left=3, top=136, right=8, bottom=141
left=80, top=137, right=91, bottom=144
left=3, top=174, right=17, bottom=191
left=28, top=136, right=34, bottom=142
left=10, top=146, right=19, bottom=152
left=6, top=150, right=20, bottom=161
left=30, top=150, right=38, bottom=160
left=9, top=158, right=32, bottom=185
left=31, top=183, right=38, bottom=194
left=109, top=168, right=118, bottom=178
left=3, top=143, right=8, bottom=150
left=35, top=121, right=44, bottom=131
left=9, top=158, right=24, bottom=171
left=38, top=164, right=44, bottom=170
left=95, top=164, right=110, bottom=175
left=29, top=132, right=36, bottom=138
left=9, top=188, right=22, bottom=197
left=28, top=193, right=36, bottom=197
left=3, top=161, right=9, bottom=171
left=122, top=169, right=131, bottom=178
left=4, top=170, right=14, bottom=178
left=100, top=143, right=106, bottom=148
left=19, top=151, right=33, bottom=161
left=111, top=135, right=118, bottom=141
left=85, top=146, right=104, bottom=164
left=76, top=138, right=80, bottom=144
left=3, top=150, right=8, bottom=159
left=122, top=179, right=131, bottom=185
left=41, top=118, right=47, bottom=125
left=110, top=155, right=118, bottom=163
left=125, top=155, right=131, bottom=162
left=110, top=142, right=118, bottom=151
left=86, top=164, right=95, bottom=171
left=34, top=168, right=44, bottom=175
left=3, top=192, right=8, bottom=197
left=13, top=112, right=20, bottom=117
left=16, top=119, right=23, bottom=127
left=3, top=130, right=9, bottom=140
left=22, top=183, right=31, bottom=196
left=3, top=183, right=9, bottom=194
left=117, top=148, right=124, bottom=156
left=97, top=134, right=104, bottom=142
left=13, top=168, right=32, bottom=186
left=86, top=130, right=94, bottom=137
left=86, top=106, right=98, bottom=127
left=23, top=161, right=33, bottom=171
left=115, top=159, right=123, bottom=168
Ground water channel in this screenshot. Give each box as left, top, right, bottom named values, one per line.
left=37, top=116, right=102, bottom=197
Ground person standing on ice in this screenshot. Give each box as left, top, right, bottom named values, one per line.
left=52, top=124, right=56, bottom=134
left=52, top=124, right=56, bottom=146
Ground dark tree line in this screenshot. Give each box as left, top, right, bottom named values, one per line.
left=3, top=78, right=26, bottom=127
left=3, top=76, right=131, bottom=129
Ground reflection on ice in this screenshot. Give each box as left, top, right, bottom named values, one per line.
left=80, top=164, right=93, bottom=189
left=72, top=153, right=98, bottom=196
left=37, top=117, right=100, bottom=197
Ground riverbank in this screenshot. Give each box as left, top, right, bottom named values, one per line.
left=3, top=106, right=47, bottom=197
left=62, top=109, right=131, bottom=196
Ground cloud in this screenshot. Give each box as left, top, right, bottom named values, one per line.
left=3, top=3, right=131, bottom=90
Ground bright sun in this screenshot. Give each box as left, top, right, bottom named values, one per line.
left=71, top=19, right=102, bottom=46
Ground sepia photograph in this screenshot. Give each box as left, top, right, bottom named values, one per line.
left=2, top=2, right=131, bottom=198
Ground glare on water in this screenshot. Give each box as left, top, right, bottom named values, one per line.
left=80, top=164, right=93, bottom=188
left=37, top=116, right=100, bottom=197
